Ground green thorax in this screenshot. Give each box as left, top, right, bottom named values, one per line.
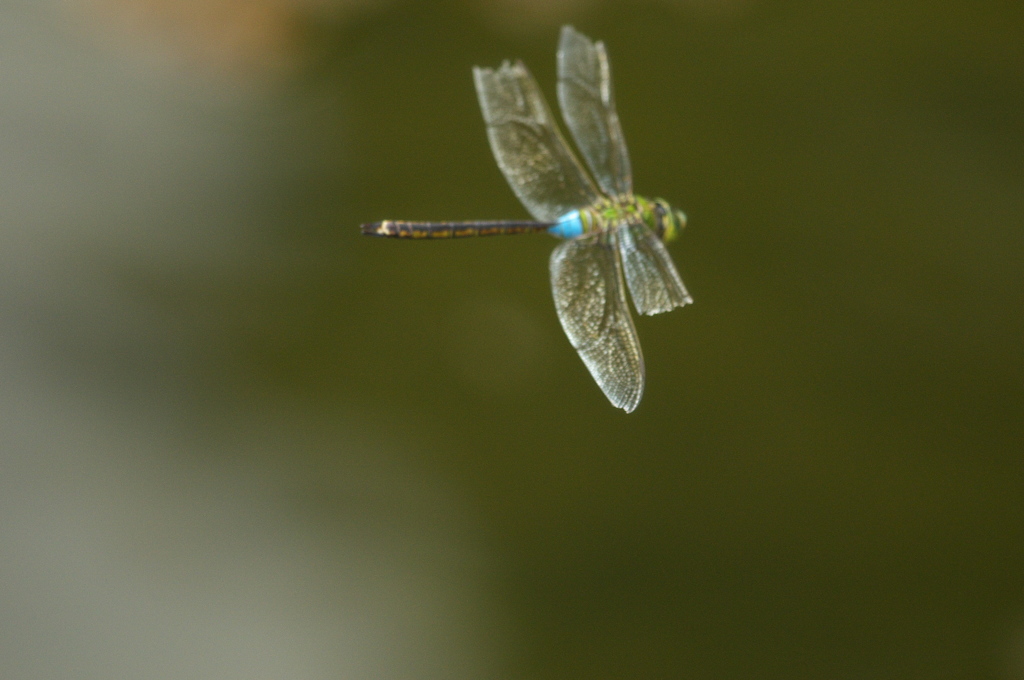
left=578, top=196, right=687, bottom=243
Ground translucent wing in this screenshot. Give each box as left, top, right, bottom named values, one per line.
left=474, top=61, right=601, bottom=222
left=549, top=232, right=644, bottom=412
left=617, top=219, right=693, bottom=315
left=557, top=25, right=632, bottom=197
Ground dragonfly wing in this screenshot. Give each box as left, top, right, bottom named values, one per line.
left=557, top=25, right=632, bottom=197
left=617, top=219, right=693, bottom=315
left=475, top=61, right=601, bottom=222
left=550, top=233, right=644, bottom=412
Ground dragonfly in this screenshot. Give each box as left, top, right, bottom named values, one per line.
left=362, top=25, right=692, bottom=412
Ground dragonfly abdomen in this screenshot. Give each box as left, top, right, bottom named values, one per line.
left=362, top=220, right=552, bottom=239
left=548, top=210, right=585, bottom=239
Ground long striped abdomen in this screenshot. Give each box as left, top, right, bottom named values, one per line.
left=361, top=220, right=553, bottom=239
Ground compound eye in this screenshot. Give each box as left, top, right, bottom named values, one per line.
left=650, top=201, right=667, bottom=234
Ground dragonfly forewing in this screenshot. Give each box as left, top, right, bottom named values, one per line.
left=474, top=61, right=600, bottom=222
left=617, top=219, right=693, bottom=315
left=550, top=233, right=644, bottom=412
left=557, top=25, right=632, bottom=197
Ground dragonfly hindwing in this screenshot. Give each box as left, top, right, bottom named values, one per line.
left=474, top=61, right=599, bottom=222
left=550, top=233, right=644, bottom=412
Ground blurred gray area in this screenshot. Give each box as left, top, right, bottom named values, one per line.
left=0, top=3, right=494, bottom=679
left=1, top=1, right=1023, bottom=679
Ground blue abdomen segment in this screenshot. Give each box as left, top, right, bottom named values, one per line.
left=548, top=210, right=584, bottom=239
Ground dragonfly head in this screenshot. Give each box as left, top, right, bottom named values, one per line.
left=651, top=198, right=686, bottom=243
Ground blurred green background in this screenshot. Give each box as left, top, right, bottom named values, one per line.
left=1, top=0, right=1022, bottom=678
